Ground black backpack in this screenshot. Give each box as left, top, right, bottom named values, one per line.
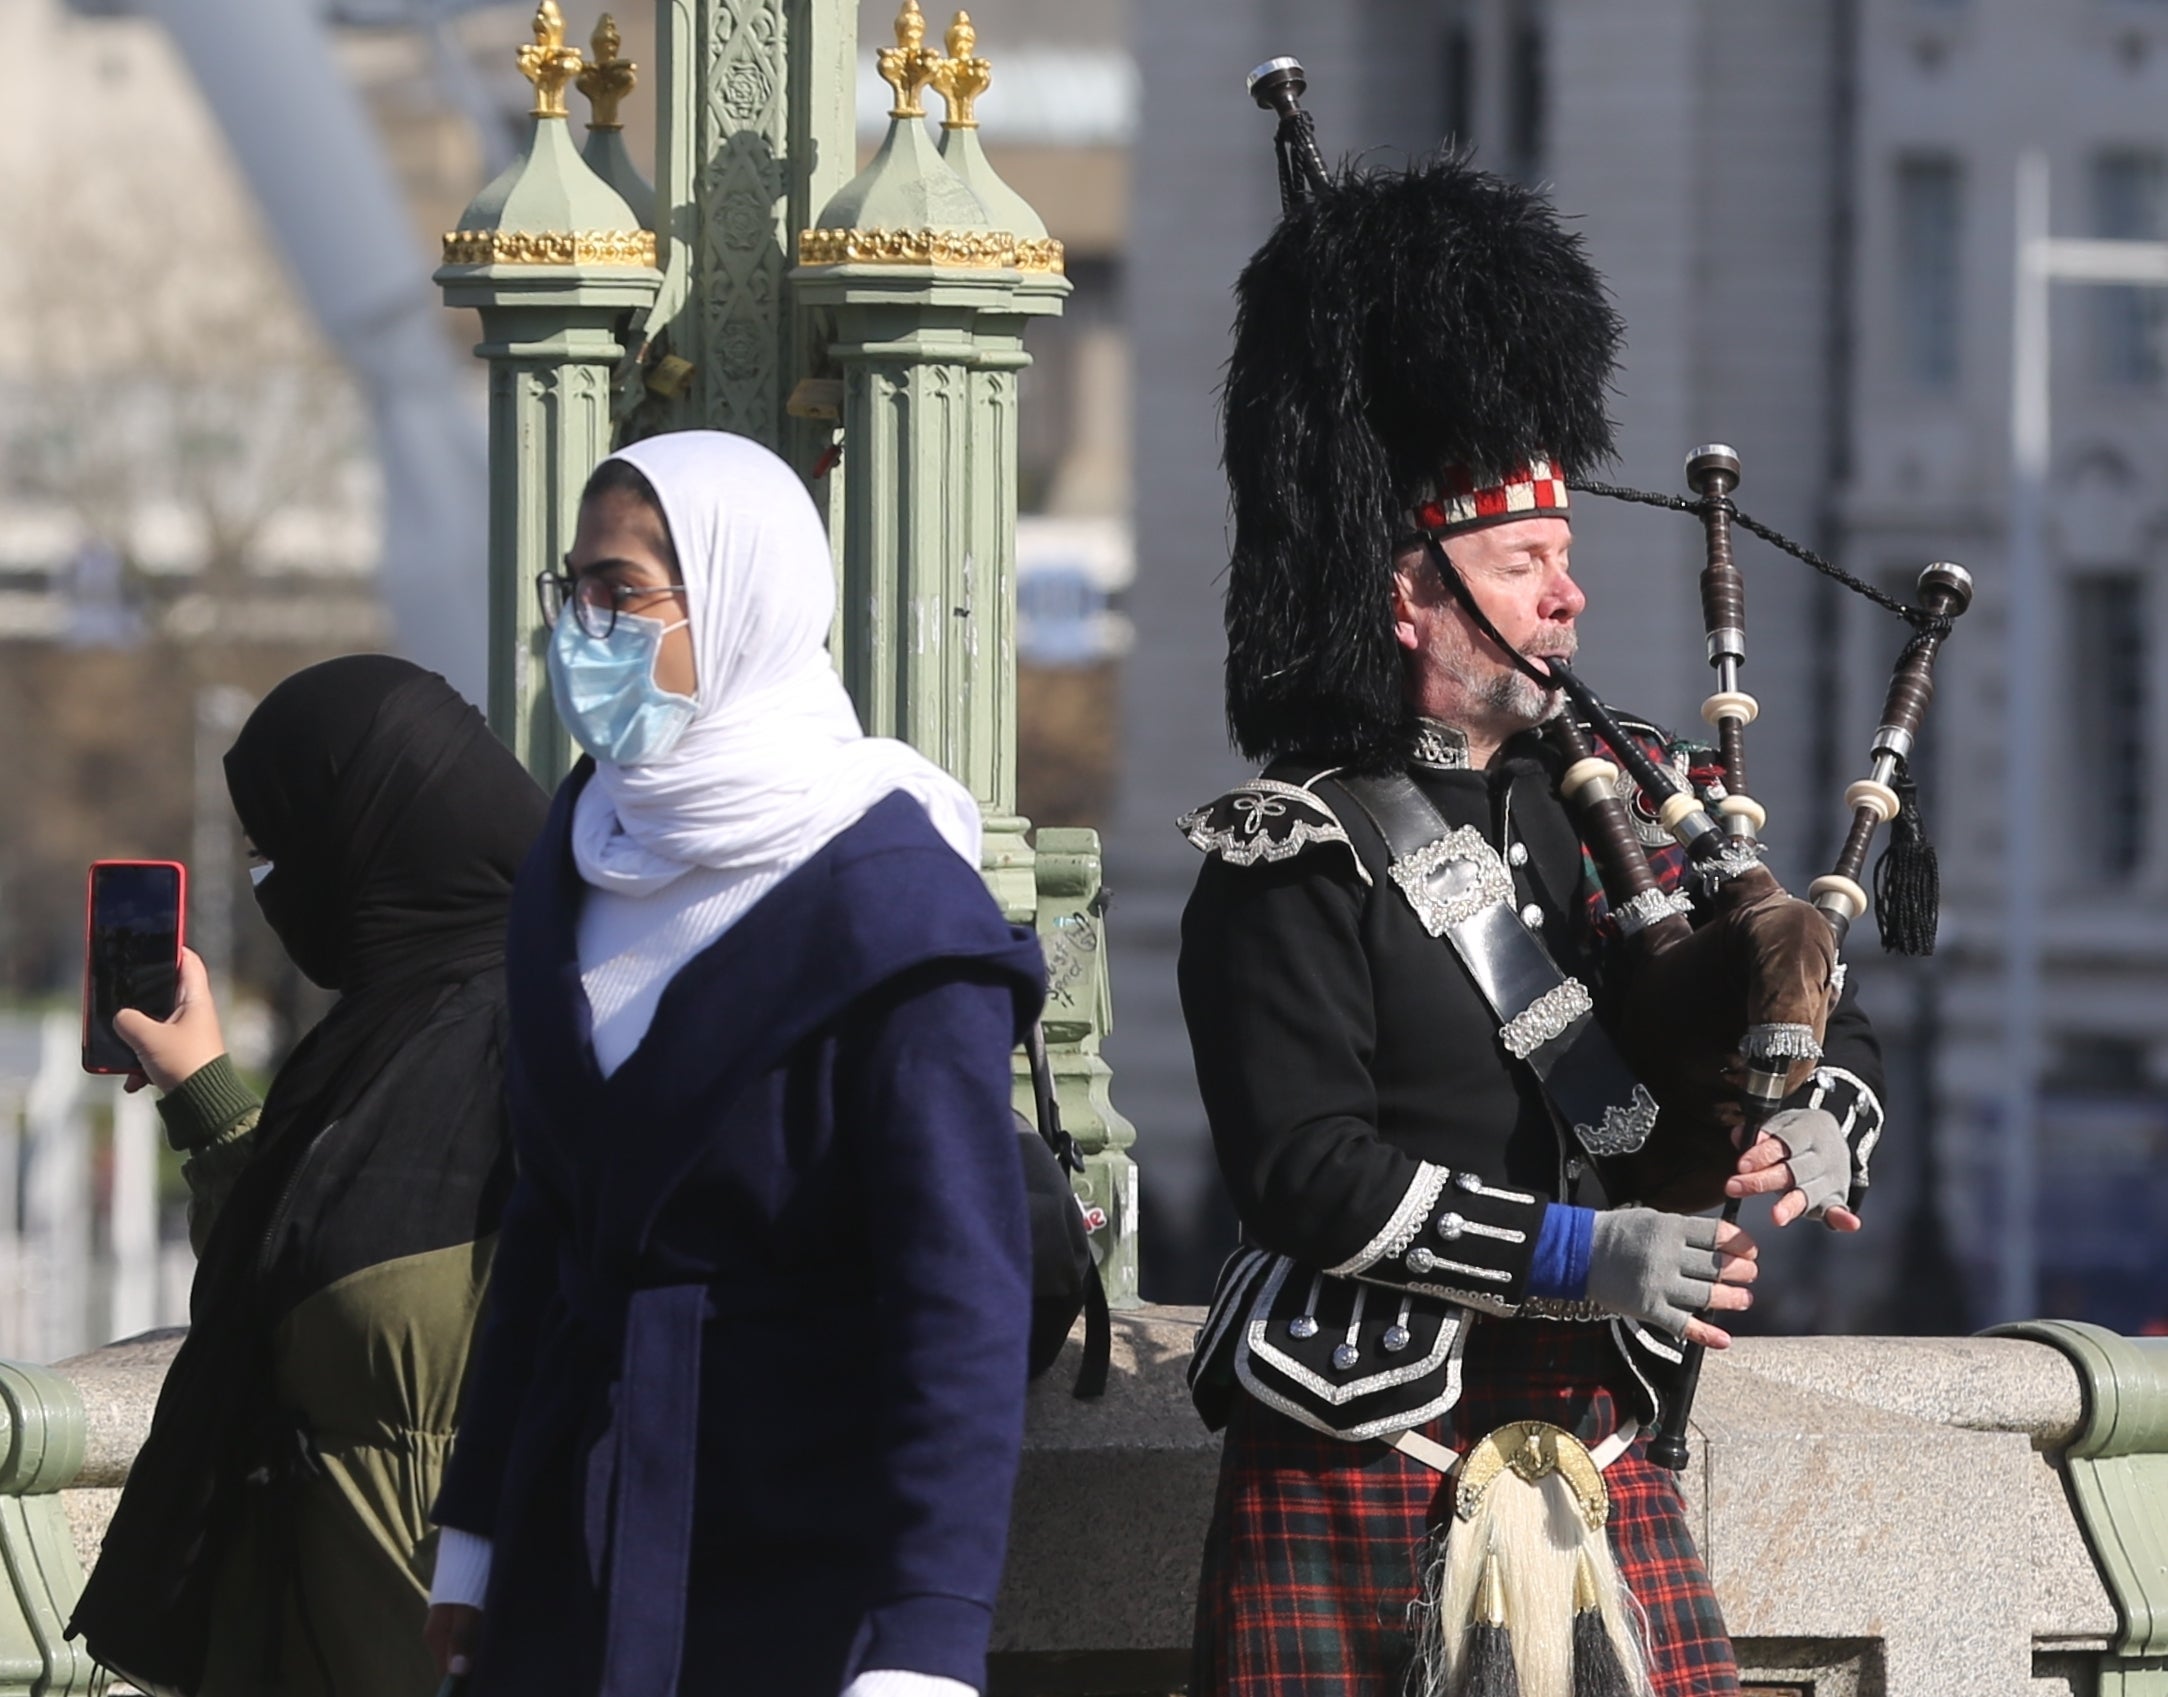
left=1018, top=1022, right=1110, bottom=1397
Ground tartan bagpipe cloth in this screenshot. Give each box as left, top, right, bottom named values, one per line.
left=1191, top=1316, right=1739, bottom=1697
left=1577, top=721, right=1728, bottom=942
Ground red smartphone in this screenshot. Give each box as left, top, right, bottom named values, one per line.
left=82, top=860, right=187, bottom=1075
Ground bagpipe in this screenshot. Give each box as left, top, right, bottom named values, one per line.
left=1546, top=460, right=1971, bottom=1470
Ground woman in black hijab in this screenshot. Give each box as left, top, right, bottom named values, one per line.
left=70, top=655, right=548, bottom=1697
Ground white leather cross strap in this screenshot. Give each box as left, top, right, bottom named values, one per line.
left=1387, top=1418, right=1641, bottom=1476
left=1387, top=1427, right=1463, bottom=1474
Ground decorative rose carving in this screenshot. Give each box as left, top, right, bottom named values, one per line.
left=719, top=195, right=770, bottom=252
left=717, top=320, right=764, bottom=379
left=718, top=59, right=771, bottom=122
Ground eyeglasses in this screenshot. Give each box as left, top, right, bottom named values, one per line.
left=535, top=567, right=686, bottom=639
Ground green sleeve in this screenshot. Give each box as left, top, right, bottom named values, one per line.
left=157, top=1055, right=266, bottom=1255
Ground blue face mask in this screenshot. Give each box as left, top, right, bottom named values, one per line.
left=547, top=607, right=698, bottom=767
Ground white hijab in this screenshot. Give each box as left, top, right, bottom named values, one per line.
left=569, top=431, right=983, bottom=895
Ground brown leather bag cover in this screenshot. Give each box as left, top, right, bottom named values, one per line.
left=1607, top=865, right=1837, bottom=1212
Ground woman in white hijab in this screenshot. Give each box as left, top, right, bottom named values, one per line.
left=426, top=432, right=1045, bottom=1697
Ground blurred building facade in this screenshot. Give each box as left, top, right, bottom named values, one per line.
left=0, top=0, right=397, bottom=1355
left=10, top=0, right=2164, bottom=1337
left=0, top=0, right=389, bottom=996
left=0, top=0, right=1135, bottom=1359
left=1845, top=0, right=2168, bottom=1334
left=1120, top=0, right=2168, bottom=1329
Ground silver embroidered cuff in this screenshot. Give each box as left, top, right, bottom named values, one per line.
left=1325, top=1162, right=1453, bottom=1277
left=1614, top=887, right=1694, bottom=936
left=1743, top=1022, right=1822, bottom=1066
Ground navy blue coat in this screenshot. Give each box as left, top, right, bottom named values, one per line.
left=434, top=775, right=1044, bottom=1697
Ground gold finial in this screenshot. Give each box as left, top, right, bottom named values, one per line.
left=577, top=13, right=637, bottom=130
left=929, top=10, right=991, bottom=130
left=517, top=1, right=585, bottom=121
left=876, top=0, right=941, bottom=120
left=1573, top=1548, right=1602, bottom=1615
left=1474, top=1549, right=1509, bottom=1629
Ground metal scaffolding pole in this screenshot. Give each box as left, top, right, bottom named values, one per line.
left=1999, top=150, right=2048, bottom=1325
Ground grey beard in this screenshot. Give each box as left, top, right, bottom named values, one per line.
left=1433, top=633, right=1576, bottom=732
left=1477, top=668, right=1560, bottom=725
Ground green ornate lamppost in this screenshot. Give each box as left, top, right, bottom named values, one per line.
left=789, top=2, right=1134, bottom=1299
left=435, top=1, right=661, bottom=783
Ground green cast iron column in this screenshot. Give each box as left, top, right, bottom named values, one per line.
left=436, top=1, right=660, bottom=781
left=791, top=3, right=1137, bottom=1302
left=807, top=289, right=1047, bottom=914
left=627, top=0, right=852, bottom=483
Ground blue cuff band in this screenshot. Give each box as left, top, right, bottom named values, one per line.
left=1527, top=1203, right=1594, bottom=1300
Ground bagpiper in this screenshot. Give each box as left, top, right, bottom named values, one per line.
left=1178, top=63, right=1888, bottom=1697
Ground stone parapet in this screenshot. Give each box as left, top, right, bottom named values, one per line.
left=995, top=1311, right=2123, bottom=1696
left=23, top=1312, right=2160, bottom=1696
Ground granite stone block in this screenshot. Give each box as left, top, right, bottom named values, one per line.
left=32, top=1305, right=2139, bottom=1697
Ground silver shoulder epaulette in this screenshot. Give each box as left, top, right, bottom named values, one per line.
left=1176, top=776, right=1373, bottom=887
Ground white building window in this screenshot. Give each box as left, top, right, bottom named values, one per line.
left=1896, top=155, right=1963, bottom=388
left=2069, top=573, right=2148, bottom=878
left=2089, top=150, right=2167, bottom=386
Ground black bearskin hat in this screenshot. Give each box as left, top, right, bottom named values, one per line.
left=1221, top=150, right=1624, bottom=767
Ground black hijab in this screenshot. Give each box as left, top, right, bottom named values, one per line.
left=223, top=655, right=546, bottom=1182
left=72, top=657, right=549, bottom=1694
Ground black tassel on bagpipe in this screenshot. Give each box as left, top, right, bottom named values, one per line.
left=1872, top=754, right=1940, bottom=956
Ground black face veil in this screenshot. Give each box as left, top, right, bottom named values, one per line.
left=224, top=654, right=543, bottom=994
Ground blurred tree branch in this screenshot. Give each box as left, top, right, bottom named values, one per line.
left=9, top=158, right=369, bottom=616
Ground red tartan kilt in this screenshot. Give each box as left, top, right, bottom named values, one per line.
left=1192, top=1317, right=1739, bottom=1697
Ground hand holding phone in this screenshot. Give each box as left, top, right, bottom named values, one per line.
left=113, top=948, right=226, bottom=1093
left=81, top=861, right=186, bottom=1076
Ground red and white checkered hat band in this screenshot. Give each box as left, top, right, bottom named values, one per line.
left=1411, top=458, right=1570, bottom=535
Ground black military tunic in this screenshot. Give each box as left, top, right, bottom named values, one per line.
left=1178, top=717, right=1885, bottom=1438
